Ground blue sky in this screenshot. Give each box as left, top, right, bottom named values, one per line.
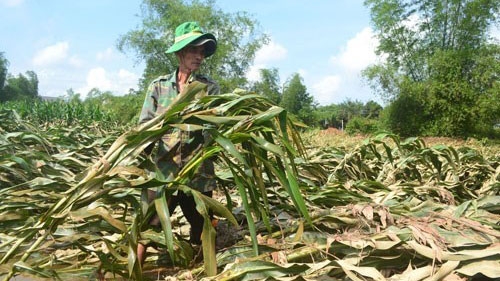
left=0, top=0, right=384, bottom=105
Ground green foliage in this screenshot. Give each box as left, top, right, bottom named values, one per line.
left=364, top=100, right=383, bottom=118
left=0, top=108, right=119, bottom=186
left=422, top=47, right=500, bottom=137
left=1, top=71, right=39, bottom=102
left=0, top=87, right=145, bottom=127
left=250, top=68, right=281, bottom=104
left=117, top=0, right=269, bottom=93
left=363, top=0, right=500, bottom=138
left=377, top=85, right=427, bottom=137
left=345, top=116, right=379, bottom=135
left=0, top=52, right=8, bottom=94
left=0, top=99, right=118, bottom=128
left=0, top=52, right=39, bottom=102
left=474, top=45, right=500, bottom=137
left=337, top=100, right=365, bottom=121
left=84, top=88, right=143, bottom=124
left=63, top=88, right=81, bottom=102
left=313, top=104, right=343, bottom=128
left=312, top=100, right=383, bottom=130
left=280, top=73, right=316, bottom=126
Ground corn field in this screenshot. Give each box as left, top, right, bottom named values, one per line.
left=0, top=99, right=118, bottom=129
left=0, top=83, right=499, bottom=280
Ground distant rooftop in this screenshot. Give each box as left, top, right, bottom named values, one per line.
left=40, top=96, right=63, bottom=101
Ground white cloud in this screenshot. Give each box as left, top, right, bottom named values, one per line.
left=490, top=25, right=500, bottom=42
left=329, top=27, right=378, bottom=72
left=87, top=67, right=112, bottom=90
left=32, top=44, right=140, bottom=98
left=305, top=26, right=387, bottom=105
left=33, top=42, right=70, bottom=66
left=32, top=41, right=83, bottom=68
left=254, top=41, right=287, bottom=64
left=77, top=67, right=139, bottom=98
left=118, top=69, right=136, bottom=80
left=68, top=56, right=83, bottom=68
left=0, top=0, right=23, bottom=7
left=246, top=40, right=288, bottom=82
left=312, top=75, right=341, bottom=105
left=246, top=64, right=266, bottom=82
left=96, top=47, right=117, bottom=61
left=117, top=69, right=140, bottom=93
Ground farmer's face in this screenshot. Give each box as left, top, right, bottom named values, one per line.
left=178, top=45, right=205, bottom=72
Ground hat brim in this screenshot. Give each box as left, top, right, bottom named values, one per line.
left=191, top=38, right=217, bottom=57
left=166, top=33, right=217, bottom=57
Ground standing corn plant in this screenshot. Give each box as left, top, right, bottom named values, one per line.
left=0, top=82, right=311, bottom=280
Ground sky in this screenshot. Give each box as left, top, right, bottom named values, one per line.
left=0, top=0, right=385, bottom=105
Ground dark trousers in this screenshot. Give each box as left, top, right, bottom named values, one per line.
left=168, top=190, right=213, bottom=244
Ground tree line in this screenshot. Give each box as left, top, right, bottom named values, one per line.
left=1, top=0, right=499, bottom=139
left=364, top=0, right=500, bottom=138
left=0, top=53, right=38, bottom=102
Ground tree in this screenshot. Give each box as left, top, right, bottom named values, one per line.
left=0, top=53, right=39, bottom=102
left=312, top=100, right=384, bottom=130
left=1, top=71, right=39, bottom=102
left=117, top=0, right=269, bottom=93
left=313, top=104, right=342, bottom=129
left=84, top=88, right=143, bottom=124
left=337, top=100, right=364, bottom=122
left=363, top=0, right=500, bottom=137
left=0, top=52, right=8, bottom=95
left=280, top=73, right=316, bottom=125
left=250, top=68, right=281, bottom=104
left=23, top=71, right=38, bottom=99
left=298, top=98, right=381, bottom=135
left=379, top=91, right=427, bottom=137
left=363, top=100, right=383, bottom=119
left=63, top=88, right=82, bottom=103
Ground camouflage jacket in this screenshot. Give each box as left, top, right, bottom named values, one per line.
left=139, top=69, right=220, bottom=192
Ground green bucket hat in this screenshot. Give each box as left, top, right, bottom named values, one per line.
left=166, top=21, right=217, bottom=57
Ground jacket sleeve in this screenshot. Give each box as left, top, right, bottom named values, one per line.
left=138, top=81, right=158, bottom=125
left=138, top=81, right=159, bottom=155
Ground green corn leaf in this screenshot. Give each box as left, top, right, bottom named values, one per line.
left=154, top=188, right=175, bottom=265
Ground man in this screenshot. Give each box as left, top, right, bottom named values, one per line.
left=137, top=21, right=219, bottom=266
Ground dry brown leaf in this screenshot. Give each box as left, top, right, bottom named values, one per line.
left=362, top=205, right=374, bottom=221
